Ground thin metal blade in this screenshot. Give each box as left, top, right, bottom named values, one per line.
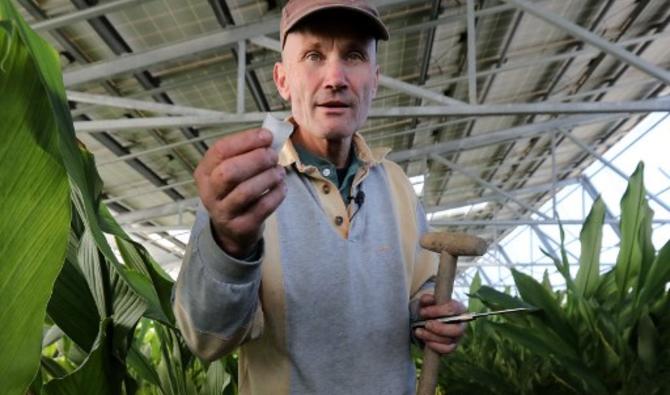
left=411, top=307, right=538, bottom=329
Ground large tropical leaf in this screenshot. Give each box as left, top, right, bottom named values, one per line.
left=468, top=271, right=484, bottom=313
left=44, top=319, right=122, bottom=395
left=472, top=285, right=533, bottom=310
left=115, top=235, right=175, bottom=324
left=202, top=360, right=232, bottom=395
left=637, top=240, right=670, bottom=307
left=575, top=198, right=606, bottom=298
left=511, top=269, right=576, bottom=344
left=47, top=253, right=100, bottom=352
left=491, top=322, right=607, bottom=394
left=0, top=7, right=70, bottom=394
left=127, top=342, right=162, bottom=389
left=615, top=163, right=647, bottom=303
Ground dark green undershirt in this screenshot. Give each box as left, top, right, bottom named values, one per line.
left=293, top=143, right=361, bottom=203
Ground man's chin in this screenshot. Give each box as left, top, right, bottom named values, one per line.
left=321, top=127, right=356, bottom=140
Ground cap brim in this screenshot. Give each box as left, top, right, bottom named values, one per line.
left=283, top=5, right=389, bottom=45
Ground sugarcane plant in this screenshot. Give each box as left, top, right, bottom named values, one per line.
left=0, top=2, right=235, bottom=394
left=437, top=163, right=670, bottom=394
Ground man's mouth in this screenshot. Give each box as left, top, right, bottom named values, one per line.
left=317, top=101, right=350, bottom=109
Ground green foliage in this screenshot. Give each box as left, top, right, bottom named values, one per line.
left=0, top=3, right=70, bottom=392
left=439, top=163, right=670, bottom=394
left=1, top=2, right=236, bottom=394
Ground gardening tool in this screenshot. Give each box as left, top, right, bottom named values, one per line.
left=411, top=307, right=539, bottom=329
left=416, top=232, right=488, bottom=395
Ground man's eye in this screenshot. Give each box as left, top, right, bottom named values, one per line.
left=306, top=52, right=322, bottom=62
left=347, top=52, right=365, bottom=61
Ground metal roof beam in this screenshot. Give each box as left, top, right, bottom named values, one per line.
left=402, top=31, right=669, bottom=98
left=426, top=178, right=579, bottom=214
left=560, top=128, right=670, bottom=213
left=31, top=0, right=152, bottom=32
left=62, top=17, right=279, bottom=87
left=501, top=0, right=670, bottom=85
left=430, top=155, right=551, bottom=220
left=115, top=197, right=200, bottom=225
left=62, top=0, right=408, bottom=87
left=72, top=99, right=669, bottom=132
left=66, top=90, right=226, bottom=116
left=388, top=113, right=619, bottom=162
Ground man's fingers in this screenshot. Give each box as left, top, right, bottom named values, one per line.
left=246, top=181, right=287, bottom=223
left=197, top=128, right=273, bottom=176
left=415, top=328, right=451, bottom=344
left=419, top=293, right=435, bottom=307
left=223, top=165, right=286, bottom=214
left=424, top=321, right=466, bottom=338
left=420, top=299, right=466, bottom=319
left=226, top=181, right=287, bottom=234
left=209, top=148, right=279, bottom=199
left=425, top=341, right=458, bottom=355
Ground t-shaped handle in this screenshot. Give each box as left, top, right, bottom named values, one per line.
left=416, top=231, right=487, bottom=395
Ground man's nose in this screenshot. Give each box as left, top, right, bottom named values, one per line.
left=323, top=60, right=348, bottom=91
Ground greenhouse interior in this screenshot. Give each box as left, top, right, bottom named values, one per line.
left=2, top=0, right=670, bottom=393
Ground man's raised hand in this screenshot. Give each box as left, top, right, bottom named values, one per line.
left=194, top=128, right=287, bottom=259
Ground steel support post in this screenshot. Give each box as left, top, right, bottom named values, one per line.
left=551, top=132, right=558, bottom=218
left=531, top=224, right=561, bottom=261
left=496, top=245, right=515, bottom=267
left=466, top=0, right=477, bottom=104
left=237, top=40, right=246, bottom=114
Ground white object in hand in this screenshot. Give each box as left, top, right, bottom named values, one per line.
left=262, top=114, right=293, bottom=151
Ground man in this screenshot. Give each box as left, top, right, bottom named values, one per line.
left=173, top=1, right=466, bottom=393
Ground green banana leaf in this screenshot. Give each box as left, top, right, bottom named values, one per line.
left=44, top=319, right=122, bottom=395
left=468, top=271, right=484, bottom=313
left=574, top=198, right=606, bottom=298
left=203, top=360, right=232, bottom=395
left=127, top=342, right=162, bottom=388
left=511, top=269, right=576, bottom=343
left=471, top=285, right=533, bottom=310
left=490, top=322, right=607, bottom=394
left=615, top=163, right=647, bottom=304
left=47, top=254, right=100, bottom=352
left=637, top=240, right=670, bottom=307
left=0, top=6, right=70, bottom=394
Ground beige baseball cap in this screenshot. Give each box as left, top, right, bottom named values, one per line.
left=280, top=0, right=390, bottom=48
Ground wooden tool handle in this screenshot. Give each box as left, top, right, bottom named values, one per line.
left=416, top=252, right=458, bottom=395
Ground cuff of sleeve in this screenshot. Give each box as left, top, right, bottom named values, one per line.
left=196, top=222, right=263, bottom=285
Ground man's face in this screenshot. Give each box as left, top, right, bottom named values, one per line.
left=273, top=25, right=379, bottom=142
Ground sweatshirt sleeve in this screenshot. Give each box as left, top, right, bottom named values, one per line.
left=173, top=204, right=264, bottom=361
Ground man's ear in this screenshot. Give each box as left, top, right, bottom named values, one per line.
left=273, top=61, right=291, bottom=101
left=372, top=64, right=380, bottom=96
